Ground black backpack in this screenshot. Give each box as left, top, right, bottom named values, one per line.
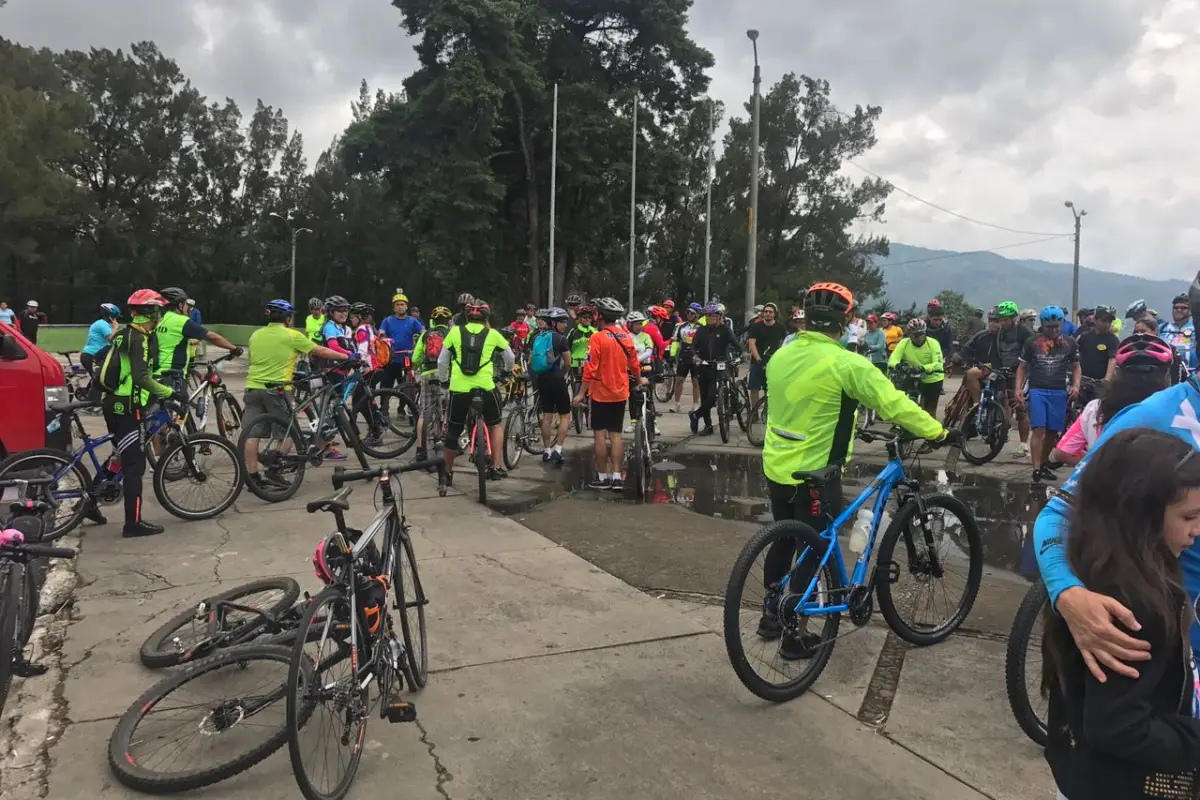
left=457, top=323, right=488, bottom=376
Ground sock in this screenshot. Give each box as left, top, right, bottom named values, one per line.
left=553, top=444, right=563, bottom=454
left=544, top=448, right=552, bottom=456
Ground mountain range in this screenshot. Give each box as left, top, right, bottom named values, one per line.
left=872, top=244, right=1190, bottom=313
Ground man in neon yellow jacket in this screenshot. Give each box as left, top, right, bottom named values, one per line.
left=760, top=282, right=951, bottom=661
left=887, top=317, right=945, bottom=417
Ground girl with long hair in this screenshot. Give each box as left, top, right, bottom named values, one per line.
left=1042, top=428, right=1200, bottom=799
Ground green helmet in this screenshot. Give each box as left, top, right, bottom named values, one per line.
left=995, top=301, right=1019, bottom=318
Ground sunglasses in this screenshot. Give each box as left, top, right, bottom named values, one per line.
left=1176, top=305, right=1190, bottom=311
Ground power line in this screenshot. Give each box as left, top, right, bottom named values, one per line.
left=877, top=235, right=1074, bottom=267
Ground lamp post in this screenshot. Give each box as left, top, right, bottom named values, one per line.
left=269, top=212, right=312, bottom=312
left=745, top=29, right=762, bottom=325
left=1064, top=201, right=1087, bottom=320
left=704, top=98, right=714, bottom=303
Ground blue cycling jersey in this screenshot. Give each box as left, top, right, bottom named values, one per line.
left=1034, top=377, right=1200, bottom=650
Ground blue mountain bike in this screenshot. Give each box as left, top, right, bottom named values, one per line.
left=723, top=428, right=983, bottom=702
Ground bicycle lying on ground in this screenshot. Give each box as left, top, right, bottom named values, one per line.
left=723, top=427, right=982, bottom=702
left=287, top=458, right=436, bottom=800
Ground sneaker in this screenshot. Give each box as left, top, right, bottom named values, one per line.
left=260, top=469, right=291, bottom=489
left=670, top=402, right=680, bottom=413
left=486, top=466, right=508, bottom=481
left=443, top=471, right=454, bottom=488
left=542, top=450, right=551, bottom=462
left=325, top=448, right=348, bottom=461
left=1044, top=458, right=1064, bottom=471
left=756, top=612, right=783, bottom=641
left=1033, top=466, right=1057, bottom=483
left=122, top=520, right=165, bottom=538
left=688, top=410, right=699, bottom=434
left=1013, top=443, right=1029, bottom=459
left=364, top=433, right=384, bottom=447
left=698, top=426, right=714, bottom=437
left=84, top=502, right=107, bottom=526
left=610, top=477, right=624, bottom=491
left=588, top=476, right=613, bottom=490
left=550, top=451, right=564, bottom=466
left=779, top=630, right=823, bottom=661
left=414, top=447, right=428, bottom=463
left=624, top=423, right=635, bottom=434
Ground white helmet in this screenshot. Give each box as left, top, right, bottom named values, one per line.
left=26, top=300, right=38, bottom=308
left=625, top=311, right=646, bottom=323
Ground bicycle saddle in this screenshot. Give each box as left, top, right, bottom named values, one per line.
left=306, top=486, right=353, bottom=514
left=790, top=464, right=842, bottom=486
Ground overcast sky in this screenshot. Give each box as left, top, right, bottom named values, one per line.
left=3, top=0, right=1194, bottom=279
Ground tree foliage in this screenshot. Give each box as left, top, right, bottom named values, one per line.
left=2, top=2, right=900, bottom=324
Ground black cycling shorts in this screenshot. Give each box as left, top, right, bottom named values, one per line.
left=676, top=355, right=695, bottom=379
left=444, top=389, right=502, bottom=451
left=536, top=372, right=572, bottom=416
left=589, top=400, right=625, bottom=433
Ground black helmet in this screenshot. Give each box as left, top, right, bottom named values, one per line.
left=801, top=282, right=854, bottom=328
left=593, top=296, right=625, bottom=321
left=566, top=294, right=582, bottom=307
left=160, top=287, right=188, bottom=305
left=325, top=295, right=350, bottom=311
left=350, top=302, right=373, bottom=316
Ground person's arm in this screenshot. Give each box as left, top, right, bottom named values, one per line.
left=1015, top=350, right=1028, bottom=396
left=496, top=332, right=515, bottom=371
left=843, top=356, right=944, bottom=440
left=1103, top=341, right=1117, bottom=381
left=129, top=329, right=174, bottom=400
left=747, top=328, right=762, bottom=361
left=887, top=338, right=906, bottom=368
left=1050, top=414, right=1088, bottom=465
left=411, top=333, right=426, bottom=371
left=925, top=338, right=944, bottom=375
left=436, top=333, right=454, bottom=382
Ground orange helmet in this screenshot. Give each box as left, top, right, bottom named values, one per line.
left=127, top=289, right=167, bottom=308
left=649, top=305, right=669, bottom=320
left=802, top=282, right=853, bottom=326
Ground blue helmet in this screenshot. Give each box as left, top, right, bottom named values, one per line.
left=265, top=298, right=295, bottom=315
left=1039, top=305, right=1065, bottom=324
left=100, top=303, right=120, bottom=317
left=704, top=303, right=722, bottom=315
left=688, top=302, right=703, bottom=313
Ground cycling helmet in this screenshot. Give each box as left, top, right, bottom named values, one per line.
left=626, top=311, right=647, bottom=323
left=1039, top=306, right=1065, bottom=324
left=576, top=304, right=594, bottom=317
left=430, top=306, right=452, bottom=322
left=649, top=305, right=669, bottom=320
left=350, top=302, right=373, bottom=316
left=1019, top=308, right=1037, bottom=320
left=881, top=311, right=896, bottom=322
left=25, top=300, right=37, bottom=308
left=1094, top=304, right=1116, bottom=318
left=986, top=306, right=999, bottom=320
left=391, top=291, right=408, bottom=304
left=593, top=296, right=625, bottom=320
left=499, top=325, right=517, bottom=339
left=127, top=289, right=167, bottom=308
left=465, top=300, right=490, bottom=320
left=308, top=296, right=323, bottom=310
left=1173, top=293, right=1190, bottom=307
left=265, top=298, right=294, bottom=315
left=866, top=314, right=879, bottom=323
left=1125, top=298, right=1147, bottom=319
left=753, top=304, right=765, bottom=314
left=663, top=299, right=675, bottom=309
left=457, top=293, right=475, bottom=307
left=159, top=287, right=188, bottom=305
left=687, top=302, right=702, bottom=313
left=801, top=282, right=854, bottom=327
left=547, top=306, right=570, bottom=323
left=906, top=317, right=928, bottom=334
left=703, top=303, right=721, bottom=316
left=1076, top=307, right=1094, bottom=320
left=715, top=302, right=727, bottom=315
left=312, top=534, right=348, bottom=585
left=995, top=301, right=1019, bottom=318
left=927, top=298, right=942, bottom=310
left=325, top=295, right=350, bottom=311
left=100, top=303, right=120, bottom=317
left=1115, top=333, right=1173, bottom=370
left=565, top=294, right=582, bottom=307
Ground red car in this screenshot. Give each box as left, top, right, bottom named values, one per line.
left=0, top=321, right=70, bottom=459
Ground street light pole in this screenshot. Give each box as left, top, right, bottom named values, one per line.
left=1064, top=201, right=1087, bottom=319
left=269, top=211, right=312, bottom=312
left=548, top=83, right=559, bottom=308
left=628, top=93, right=638, bottom=313
left=745, top=30, right=762, bottom=325
left=704, top=98, right=714, bottom=303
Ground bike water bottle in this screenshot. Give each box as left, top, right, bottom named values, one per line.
left=849, top=508, right=873, bottom=553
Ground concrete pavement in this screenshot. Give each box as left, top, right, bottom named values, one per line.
left=0, top=364, right=1055, bottom=799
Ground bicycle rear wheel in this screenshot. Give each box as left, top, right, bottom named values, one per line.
left=394, top=534, right=428, bottom=689
left=351, top=388, right=417, bottom=459
left=959, top=401, right=1007, bottom=465
left=521, top=403, right=543, bottom=456
left=0, top=449, right=90, bottom=541
left=153, top=434, right=243, bottom=521
left=0, top=562, right=22, bottom=716
left=139, top=577, right=301, bottom=669
left=746, top=398, right=767, bottom=447
left=875, top=493, right=983, bottom=646
left=472, top=417, right=489, bottom=504
left=214, top=391, right=243, bottom=441
left=237, top=414, right=307, bottom=502
left=653, top=373, right=674, bottom=404
left=734, top=381, right=751, bottom=432
left=108, top=644, right=294, bottom=794
left=1005, top=581, right=1049, bottom=746
left=717, top=385, right=730, bottom=443
left=502, top=407, right=525, bottom=470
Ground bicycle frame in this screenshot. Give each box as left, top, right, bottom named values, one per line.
left=783, top=458, right=908, bottom=617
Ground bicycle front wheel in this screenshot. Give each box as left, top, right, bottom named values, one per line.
left=394, top=534, right=428, bottom=689
left=734, top=381, right=751, bottom=432
left=746, top=398, right=767, bottom=447
left=351, top=388, right=417, bottom=459
left=0, top=562, right=23, bottom=716
left=502, top=407, right=525, bottom=470
left=1005, top=581, right=1049, bottom=746
left=214, top=391, right=243, bottom=441
left=875, top=493, right=983, bottom=646
left=0, top=449, right=90, bottom=541
left=237, top=414, right=307, bottom=503
left=717, top=386, right=730, bottom=443
left=472, top=418, right=489, bottom=504
left=653, top=374, right=673, bottom=404
left=108, top=644, right=294, bottom=794
left=959, top=401, right=1008, bottom=465
left=153, top=434, right=243, bottom=520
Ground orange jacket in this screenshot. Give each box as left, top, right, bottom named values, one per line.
left=582, top=325, right=640, bottom=403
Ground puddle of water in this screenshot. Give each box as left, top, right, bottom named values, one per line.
left=504, top=449, right=1051, bottom=579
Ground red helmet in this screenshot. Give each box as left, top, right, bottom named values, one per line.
left=1115, top=334, right=1173, bottom=369
left=663, top=299, right=675, bottom=309
left=649, top=305, right=669, bottom=320
left=927, top=299, right=942, bottom=309
left=127, top=289, right=167, bottom=308
left=465, top=301, right=490, bottom=320
left=867, top=314, right=879, bottom=323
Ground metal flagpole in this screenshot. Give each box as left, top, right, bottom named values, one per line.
left=628, top=93, right=638, bottom=312
left=548, top=83, right=559, bottom=308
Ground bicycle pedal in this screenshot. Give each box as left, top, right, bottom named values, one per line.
left=383, top=701, right=417, bottom=723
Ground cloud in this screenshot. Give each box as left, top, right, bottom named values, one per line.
left=4, top=0, right=1199, bottom=281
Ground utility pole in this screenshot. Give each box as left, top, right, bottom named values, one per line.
left=704, top=98, right=714, bottom=303
left=1064, top=200, right=1087, bottom=319
left=628, top=93, right=638, bottom=313
left=268, top=211, right=313, bottom=311
left=548, top=83, right=559, bottom=308
left=745, top=30, right=762, bottom=325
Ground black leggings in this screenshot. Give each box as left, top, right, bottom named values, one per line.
left=103, top=406, right=146, bottom=526
left=763, top=476, right=844, bottom=590
left=694, top=368, right=717, bottom=425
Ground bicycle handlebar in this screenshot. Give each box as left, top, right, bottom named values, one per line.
left=332, top=458, right=445, bottom=488
left=1, top=543, right=77, bottom=560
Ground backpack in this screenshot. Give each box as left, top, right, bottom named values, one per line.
left=369, top=328, right=391, bottom=368
left=97, top=326, right=133, bottom=394
left=424, top=327, right=446, bottom=363
left=457, top=324, right=488, bottom=376
left=530, top=331, right=557, bottom=374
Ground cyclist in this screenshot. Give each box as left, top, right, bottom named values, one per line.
left=625, top=311, right=659, bottom=435
left=565, top=294, right=583, bottom=323
left=412, top=305, right=453, bottom=462
left=155, top=287, right=240, bottom=393
left=1016, top=306, right=1079, bottom=482
left=862, top=314, right=888, bottom=373
left=747, top=302, right=784, bottom=409
left=1050, top=334, right=1174, bottom=467
left=758, top=282, right=954, bottom=659
left=316, top=295, right=359, bottom=460
left=962, top=301, right=1032, bottom=457
left=1075, top=305, right=1118, bottom=388
left=378, top=290, right=424, bottom=407
left=350, top=303, right=380, bottom=371
left=529, top=307, right=572, bottom=464
left=1018, top=307, right=1038, bottom=332
left=572, top=297, right=642, bottom=489
left=659, top=299, right=679, bottom=341
left=95, top=290, right=186, bottom=538
left=305, top=297, right=325, bottom=343
left=243, top=299, right=355, bottom=488
left=924, top=299, right=955, bottom=362
left=81, top=303, right=121, bottom=386
left=689, top=303, right=739, bottom=436
left=888, top=317, right=945, bottom=416
left=882, top=312, right=903, bottom=352
left=451, top=292, right=476, bottom=326
left=566, top=304, right=597, bottom=377
left=1033, top=274, right=1200, bottom=682
left=438, top=299, right=513, bottom=483
left=670, top=302, right=703, bottom=412
left=1159, top=291, right=1197, bottom=370
left=642, top=306, right=668, bottom=359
